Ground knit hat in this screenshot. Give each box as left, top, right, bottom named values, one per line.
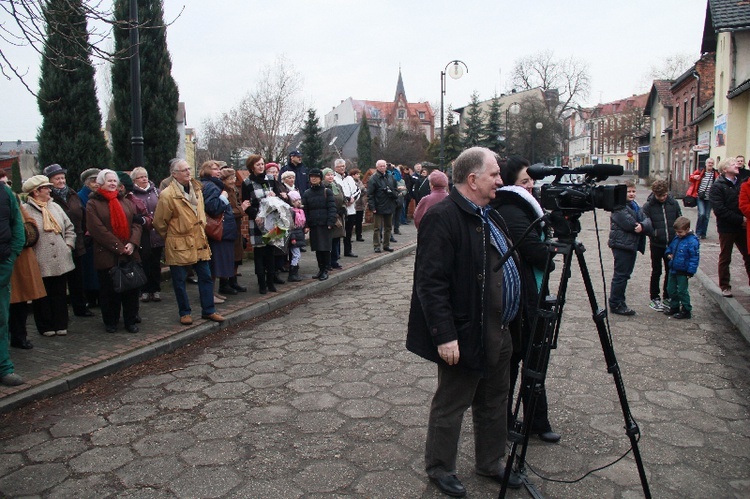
left=116, top=171, right=134, bottom=192
left=43, top=163, right=66, bottom=179
left=22, top=175, right=53, bottom=194
left=80, top=168, right=101, bottom=184
left=288, top=190, right=301, bottom=203
left=265, top=162, right=279, bottom=171
left=322, top=168, right=334, bottom=177
left=429, top=170, right=449, bottom=189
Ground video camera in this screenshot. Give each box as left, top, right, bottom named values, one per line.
left=528, top=164, right=627, bottom=213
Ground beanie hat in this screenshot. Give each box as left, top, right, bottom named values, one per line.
left=117, top=171, right=134, bottom=192
left=265, top=162, right=279, bottom=171
left=429, top=170, right=449, bottom=189
left=288, top=190, right=301, bottom=202
left=321, top=168, right=334, bottom=177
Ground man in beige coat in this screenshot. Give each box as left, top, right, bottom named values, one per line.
left=153, top=159, right=224, bottom=325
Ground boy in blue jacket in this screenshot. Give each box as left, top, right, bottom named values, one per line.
left=664, top=216, right=700, bottom=319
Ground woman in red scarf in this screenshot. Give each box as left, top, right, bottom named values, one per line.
left=86, top=170, right=143, bottom=334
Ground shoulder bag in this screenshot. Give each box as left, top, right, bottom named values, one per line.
left=205, top=212, right=224, bottom=241
left=109, top=257, right=147, bottom=293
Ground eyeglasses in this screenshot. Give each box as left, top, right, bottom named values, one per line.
left=176, top=169, right=191, bottom=173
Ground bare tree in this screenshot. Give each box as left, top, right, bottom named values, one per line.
left=200, top=56, right=306, bottom=165
left=0, top=0, right=179, bottom=94
left=510, top=50, right=591, bottom=119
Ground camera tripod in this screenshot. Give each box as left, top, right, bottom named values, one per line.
left=498, top=211, right=651, bottom=498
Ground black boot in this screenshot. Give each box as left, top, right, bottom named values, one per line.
left=318, top=268, right=329, bottom=281
left=266, top=271, right=277, bottom=292
left=229, top=276, right=247, bottom=292
left=272, top=271, right=285, bottom=284
left=218, top=278, right=238, bottom=295
left=257, top=274, right=268, bottom=295
left=288, top=265, right=302, bottom=282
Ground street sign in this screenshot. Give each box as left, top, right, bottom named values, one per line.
left=627, top=151, right=634, bottom=158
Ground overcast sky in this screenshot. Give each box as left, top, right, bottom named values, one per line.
left=0, top=0, right=708, bottom=141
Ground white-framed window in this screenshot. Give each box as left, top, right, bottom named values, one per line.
left=398, top=109, right=406, bottom=120
left=418, top=111, right=425, bottom=120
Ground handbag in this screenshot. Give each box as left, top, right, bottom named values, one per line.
left=109, top=258, right=147, bottom=293
left=682, top=195, right=697, bottom=208
left=205, top=213, right=224, bottom=241
left=23, top=221, right=39, bottom=248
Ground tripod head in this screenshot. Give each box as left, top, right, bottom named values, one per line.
left=548, top=210, right=582, bottom=241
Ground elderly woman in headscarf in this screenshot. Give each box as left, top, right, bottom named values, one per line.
left=22, top=175, right=76, bottom=337
left=86, top=169, right=143, bottom=334
left=322, top=167, right=346, bottom=270
left=198, top=160, right=238, bottom=302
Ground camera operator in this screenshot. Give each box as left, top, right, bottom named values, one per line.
left=490, top=156, right=561, bottom=444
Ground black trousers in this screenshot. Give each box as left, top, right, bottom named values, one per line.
left=649, top=244, right=670, bottom=300
left=9, top=302, right=30, bottom=344
left=315, top=250, right=331, bottom=270
left=253, top=245, right=275, bottom=276
left=142, top=246, right=163, bottom=294
left=33, top=274, right=69, bottom=333
left=98, top=269, right=140, bottom=328
left=67, top=254, right=88, bottom=314
left=354, top=210, right=364, bottom=239
left=344, top=214, right=356, bottom=254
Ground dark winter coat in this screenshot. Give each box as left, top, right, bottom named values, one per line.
left=86, top=192, right=142, bottom=271
left=709, top=175, right=746, bottom=234
left=242, top=172, right=279, bottom=247
left=608, top=201, right=652, bottom=253
left=642, top=193, right=682, bottom=248
left=51, top=187, right=86, bottom=257
left=201, top=176, right=238, bottom=242
left=406, top=188, right=522, bottom=374
left=302, top=184, right=336, bottom=228
left=278, top=162, right=310, bottom=193
left=131, top=181, right=165, bottom=248
left=367, top=171, right=399, bottom=214
left=666, top=232, right=700, bottom=276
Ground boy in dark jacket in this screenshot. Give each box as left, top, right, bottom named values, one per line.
left=608, top=180, right=653, bottom=316
left=664, top=217, right=700, bottom=319
left=641, top=179, right=682, bottom=311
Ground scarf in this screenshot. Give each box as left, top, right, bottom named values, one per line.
left=98, top=188, right=130, bottom=242
left=32, top=198, right=62, bottom=234
left=52, top=185, right=70, bottom=202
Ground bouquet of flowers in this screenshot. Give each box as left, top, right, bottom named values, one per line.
left=258, top=196, right=294, bottom=249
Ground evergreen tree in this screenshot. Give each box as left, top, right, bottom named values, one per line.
left=111, top=0, right=179, bottom=183
left=443, top=109, right=461, bottom=164
left=461, top=91, right=484, bottom=148
left=484, top=94, right=504, bottom=153
left=300, top=108, right=324, bottom=170
left=11, top=159, right=22, bottom=194
left=37, top=0, right=109, bottom=190
left=357, top=115, right=373, bottom=171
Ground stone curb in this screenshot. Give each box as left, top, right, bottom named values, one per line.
left=0, top=243, right=417, bottom=414
left=696, top=267, right=750, bottom=345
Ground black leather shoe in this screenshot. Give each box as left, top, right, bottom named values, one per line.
left=105, top=325, right=117, bottom=333
left=374, top=248, right=382, bottom=253
left=429, top=475, right=466, bottom=497
left=331, top=263, right=343, bottom=269
left=538, top=430, right=561, bottom=443
left=134, top=315, right=142, bottom=324
left=318, top=271, right=329, bottom=281
left=218, top=286, right=238, bottom=295
left=383, top=247, right=394, bottom=252
left=390, top=236, right=397, bottom=242
left=356, top=237, right=365, bottom=242
left=344, top=253, right=358, bottom=258
left=125, top=325, right=139, bottom=333
left=10, top=339, right=33, bottom=349
left=75, top=309, right=95, bottom=317
left=273, top=274, right=285, bottom=284
left=476, top=470, right=522, bottom=489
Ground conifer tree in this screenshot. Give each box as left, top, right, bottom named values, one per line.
left=357, top=115, right=373, bottom=171
left=443, top=109, right=461, bottom=164
left=11, top=159, right=22, bottom=194
left=484, top=95, right=504, bottom=153
left=111, top=0, right=179, bottom=182
left=461, top=91, right=484, bottom=148
left=37, top=0, right=110, bottom=189
left=300, top=109, right=324, bottom=170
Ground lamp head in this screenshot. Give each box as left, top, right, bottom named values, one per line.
left=448, top=62, right=464, bottom=79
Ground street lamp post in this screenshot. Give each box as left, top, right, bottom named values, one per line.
left=531, top=121, right=543, bottom=164
left=505, top=102, right=521, bottom=155
left=440, top=60, right=468, bottom=169
left=129, top=0, right=144, bottom=168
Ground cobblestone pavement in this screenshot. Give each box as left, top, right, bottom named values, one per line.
left=0, top=205, right=748, bottom=498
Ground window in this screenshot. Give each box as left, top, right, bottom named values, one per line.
left=690, top=96, right=695, bottom=122
left=683, top=99, right=688, bottom=128
left=398, top=109, right=406, bottom=120
left=418, top=111, right=425, bottom=120
left=675, top=105, right=680, bottom=129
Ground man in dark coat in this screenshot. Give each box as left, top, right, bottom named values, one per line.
left=407, top=147, right=523, bottom=496
left=0, top=180, right=25, bottom=386
left=278, top=150, right=310, bottom=194
left=366, top=159, right=399, bottom=253
left=709, top=157, right=750, bottom=297
left=43, top=163, right=93, bottom=317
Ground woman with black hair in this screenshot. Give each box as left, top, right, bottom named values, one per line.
left=302, top=168, right=336, bottom=281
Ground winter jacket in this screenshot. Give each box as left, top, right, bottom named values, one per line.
left=153, top=178, right=211, bottom=266
left=302, top=184, right=336, bottom=228
left=738, top=180, right=750, bottom=250
left=131, top=181, right=165, bottom=248
left=366, top=171, right=399, bottom=215
left=709, top=175, right=746, bottom=234
left=406, top=188, right=522, bottom=374
left=23, top=197, right=76, bottom=277
left=242, top=172, right=279, bottom=248
left=642, top=192, right=682, bottom=248
left=200, top=176, right=238, bottom=242
left=335, top=173, right=361, bottom=216
left=86, top=191, right=143, bottom=271
left=691, top=168, right=718, bottom=200
left=608, top=201, right=652, bottom=253
left=50, top=187, right=86, bottom=257
left=326, top=181, right=346, bottom=238
left=278, top=162, right=310, bottom=193
left=665, top=232, right=700, bottom=276
left=10, top=204, right=45, bottom=304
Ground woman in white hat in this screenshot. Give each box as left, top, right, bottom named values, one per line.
left=22, top=175, right=76, bottom=337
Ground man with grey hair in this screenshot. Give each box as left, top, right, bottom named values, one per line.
left=153, top=159, right=224, bottom=325
left=366, top=159, right=398, bottom=253
left=333, top=159, right=360, bottom=257
left=407, top=147, right=522, bottom=495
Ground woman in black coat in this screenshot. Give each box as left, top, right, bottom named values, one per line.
left=490, top=156, right=560, bottom=443
left=302, top=168, right=336, bottom=281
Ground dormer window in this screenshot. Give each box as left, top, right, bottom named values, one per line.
left=398, top=109, right=406, bottom=120
left=418, top=111, right=425, bottom=120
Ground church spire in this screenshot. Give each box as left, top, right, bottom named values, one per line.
left=394, top=67, right=407, bottom=103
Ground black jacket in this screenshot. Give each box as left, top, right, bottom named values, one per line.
left=366, top=171, right=399, bottom=214
left=302, top=184, right=336, bottom=228
left=709, top=175, right=745, bottom=234
left=407, top=188, right=522, bottom=374
left=608, top=202, right=652, bottom=253
left=642, top=193, right=682, bottom=248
